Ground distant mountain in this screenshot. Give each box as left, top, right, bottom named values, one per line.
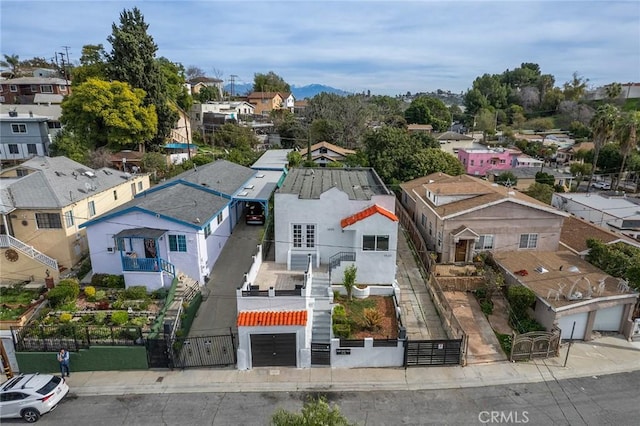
left=224, top=83, right=350, bottom=99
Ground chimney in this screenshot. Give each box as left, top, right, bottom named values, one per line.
left=29, top=111, right=33, bottom=117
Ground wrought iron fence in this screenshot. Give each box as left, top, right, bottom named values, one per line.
left=12, top=324, right=143, bottom=352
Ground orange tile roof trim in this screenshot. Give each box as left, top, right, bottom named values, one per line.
left=340, top=204, right=398, bottom=228
left=237, top=310, right=308, bottom=327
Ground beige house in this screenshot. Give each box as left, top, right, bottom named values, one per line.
left=556, top=142, right=594, bottom=164
left=560, top=215, right=640, bottom=257
left=0, top=156, right=149, bottom=283
left=246, top=92, right=284, bottom=115
left=298, top=141, right=355, bottom=167
left=399, top=173, right=569, bottom=263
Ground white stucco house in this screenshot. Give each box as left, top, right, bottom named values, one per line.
left=81, top=160, right=284, bottom=290
left=274, top=167, right=398, bottom=285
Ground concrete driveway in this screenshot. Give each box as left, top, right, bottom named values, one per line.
left=188, top=220, right=262, bottom=336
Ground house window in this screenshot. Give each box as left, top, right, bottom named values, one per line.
left=204, top=224, right=211, bottom=238
left=137, top=181, right=143, bottom=191
left=168, top=235, right=187, bottom=252
left=131, top=182, right=136, bottom=196
left=217, top=212, right=223, bottom=224
left=319, top=147, right=327, bottom=154
left=429, top=221, right=433, bottom=236
left=36, top=213, right=62, bottom=229
left=58, top=85, right=67, bottom=92
left=47, top=121, right=62, bottom=129
left=11, top=124, right=27, bottom=133
left=519, top=233, right=538, bottom=249
left=8, top=144, right=19, bottom=154
left=363, top=235, right=389, bottom=251
left=292, top=224, right=315, bottom=248
left=27, top=144, right=37, bottom=154
left=470, top=160, right=475, bottom=166
left=195, top=113, right=200, bottom=120
left=64, top=210, right=74, bottom=228
left=40, top=85, right=53, bottom=93
left=500, top=159, right=506, bottom=164
left=475, top=235, right=494, bottom=250
left=16, top=169, right=28, bottom=177
left=480, top=159, right=484, bottom=165
left=88, top=201, right=96, bottom=217
left=113, top=190, right=118, bottom=200
left=9, top=85, right=17, bottom=92
left=31, top=85, right=38, bottom=93
left=420, top=214, right=426, bottom=227
left=437, top=231, right=442, bottom=247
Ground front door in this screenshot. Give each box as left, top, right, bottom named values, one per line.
left=455, top=240, right=467, bottom=262
left=144, top=239, right=157, bottom=258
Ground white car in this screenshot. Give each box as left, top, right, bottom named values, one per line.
left=591, top=181, right=611, bottom=190
left=0, top=373, right=69, bottom=423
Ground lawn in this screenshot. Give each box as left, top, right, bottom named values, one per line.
left=0, top=286, right=43, bottom=305
left=333, top=295, right=398, bottom=340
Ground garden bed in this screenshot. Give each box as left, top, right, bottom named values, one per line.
left=0, top=285, right=47, bottom=329
left=333, top=295, right=398, bottom=340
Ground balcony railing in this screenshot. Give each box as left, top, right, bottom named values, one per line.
left=122, top=256, right=174, bottom=276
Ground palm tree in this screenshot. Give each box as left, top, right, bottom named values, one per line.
left=615, top=111, right=640, bottom=190
left=586, top=104, right=619, bottom=192
left=0, top=54, right=20, bottom=77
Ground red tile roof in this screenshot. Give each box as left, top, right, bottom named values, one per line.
left=340, top=205, right=398, bottom=228
left=237, top=310, right=308, bottom=327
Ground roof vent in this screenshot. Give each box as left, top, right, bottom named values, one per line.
left=508, top=191, right=516, bottom=196
left=238, top=191, right=249, bottom=197
left=535, top=266, right=548, bottom=274
left=8, top=110, right=18, bottom=117
left=568, top=266, right=580, bottom=273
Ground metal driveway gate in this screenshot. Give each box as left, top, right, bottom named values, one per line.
left=311, top=342, right=331, bottom=366
left=405, top=339, right=463, bottom=366
left=171, top=334, right=236, bottom=368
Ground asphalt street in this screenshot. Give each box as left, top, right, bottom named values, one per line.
left=20, top=370, right=640, bottom=426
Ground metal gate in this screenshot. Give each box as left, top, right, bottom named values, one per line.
left=311, top=342, right=331, bottom=366
left=171, top=334, right=236, bottom=368
left=404, top=339, right=463, bottom=366
left=250, top=333, right=296, bottom=367
left=146, top=338, right=171, bottom=368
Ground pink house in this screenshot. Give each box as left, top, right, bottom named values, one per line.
left=457, top=148, right=522, bottom=176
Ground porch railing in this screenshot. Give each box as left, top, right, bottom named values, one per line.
left=328, top=251, right=355, bottom=281
left=0, top=234, right=58, bottom=270
left=121, top=256, right=175, bottom=276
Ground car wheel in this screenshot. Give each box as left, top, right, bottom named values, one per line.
left=22, top=408, right=40, bottom=423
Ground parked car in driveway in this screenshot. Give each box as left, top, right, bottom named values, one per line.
left=591, top=181, right=611, bottom=190
left=0, top=373, right=69, bottom=423
left=245, top=202, right=265, bottom=225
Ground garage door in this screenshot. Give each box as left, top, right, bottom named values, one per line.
left=593, top=305, right=623, bottom=332
left=250, top=333, right=297, bottom=367
left=558, top=312, right=588, bottom=340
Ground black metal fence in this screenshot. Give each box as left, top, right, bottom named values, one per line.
left=404, top=339, right=463, bottom=366
left=170, top=334, right=236, bottom=368
left=12, top=324, right=143, bottom=352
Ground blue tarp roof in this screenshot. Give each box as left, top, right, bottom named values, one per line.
left=164, top=143, right=197, bottom=149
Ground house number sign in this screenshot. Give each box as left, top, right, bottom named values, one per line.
left=336, top=348, right=351, bottom=355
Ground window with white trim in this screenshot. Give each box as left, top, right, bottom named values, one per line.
left=11, top=124, right=26, bottom=133
left=475, top=235, right=494, bottom=250
left=168, top=235, right=187, bottom=252
left=8, top=144, right=19, bottom=154
left=40, top=85, right=53, bottom=93
left=217, top=212, right=223, bottom=225
left=519, top=233, right=538, bottom=249
left=30, top=85, right=38, bottom=93
left=204, top=224, right=211, bottom=238
left=88, top=201, right=96, bottom=217
left=9, top=85, right=17, bottom=92
left=36, top=213, right=62, bottom=229
left=363, top=235, right=389, bottom=251
left=137, top=181, right=143, bottom=191
left=292, top=224, right=315, bottom=248
left=27, top=144, right=37, bottom=154
left=64, top=210, right=74, bottom=228
left=59, top=85, right=67, bottom=91
left=420, top=213, right=426, bottom=227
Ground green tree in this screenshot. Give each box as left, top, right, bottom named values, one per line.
left=475, top=108, right=496, bottom=142
left=276, top=111, right=307, bottom=148
left=525, top=182, right=554, bottom=204
left=72, top=44, right=108, bottom=85
left=196, top=85, right=222, bottom=103
left=1, top=53, right=20, bottom=77
left=587, top=104, right=619, bottom=190
left=569, top=162, right=592, bottom=188
left=604, top=82, right=622, bottom=102
left=535, top=171, right=555, bottom=186
left=507, top=285, right=536, bottom=320
left=286, top=151, right=303, bottom=168
left=495, top=171, right=517, bottom=187
left=49, top=129, right=89, bottom=164
left=523, top=117, right=555, bottom=132
left=305, top=93, right=370, bottom=148
left=615, top=111, right=640, bottom=190
left=471, top=73, right=509, bottom=110
left=107, top=7, right=178, bottom=150
left=60, top=78, right=157, bottom=150
left=212, top=123, right=259, bottom=151
left=563, top=72, right=589, bottom=101
left=157, top=57, right=192, bottom=112
left=404, top=96, right=452, bottom=132
left=253, top=71, right=290, bottom=93
left=141, top=151, right=169, bottom=180
left=586, top=240, right=640, bottom=291
left=568, top=121, right=591, bottom=139
left=271, top=396, right=354, bottom=426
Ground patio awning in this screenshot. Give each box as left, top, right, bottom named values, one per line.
left=114, top=227, right=167, bottom=239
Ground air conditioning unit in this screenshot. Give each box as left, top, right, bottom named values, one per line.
left=107, top=246, right=116, bottom=253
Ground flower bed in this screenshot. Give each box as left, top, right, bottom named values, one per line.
left=0, top=285, right=47, bottom=329
left=333, top=295, right=398, bottom=340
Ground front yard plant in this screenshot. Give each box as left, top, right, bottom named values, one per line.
left=332, top=295, right=398, bottom=339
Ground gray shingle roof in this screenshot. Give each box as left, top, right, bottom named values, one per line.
left=278, top=168, right=391, bottom=200
left=6, top=156, right=140, bottom=209
left=88, top=183, right=229, bottom=227
left=163, top=159, right=255, bottom=197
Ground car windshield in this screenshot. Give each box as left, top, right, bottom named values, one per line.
left=36, top=376, right=61, bottom=395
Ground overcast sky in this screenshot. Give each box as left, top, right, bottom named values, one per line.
left=2, top=0, right=639, bottom=96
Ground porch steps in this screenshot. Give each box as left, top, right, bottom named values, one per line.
left=311, top=273, right=332, bottom=343
left=163, top=274, right=200, bottom=335
left=290, top=253, right=317, bottom=271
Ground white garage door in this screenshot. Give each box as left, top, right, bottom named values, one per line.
left=593, top=305, right=623, bottom=332
left=558, top=312, right=588, bottom=340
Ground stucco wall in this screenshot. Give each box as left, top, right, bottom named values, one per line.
left=330, top=338, right=404, bottom=368
left=0, top=247, right=59, bottom=284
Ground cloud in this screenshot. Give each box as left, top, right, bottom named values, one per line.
left=1, top=0, right=638, bottom=95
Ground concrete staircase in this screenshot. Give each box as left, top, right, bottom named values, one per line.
left=164, top=273, right=200, bottom=337
left=311, top=273, right=332, bottom=343
left=290, top=253, right=317, bottom=271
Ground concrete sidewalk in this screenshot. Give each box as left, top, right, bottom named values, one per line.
left=65, top=335, right=640, bottom=396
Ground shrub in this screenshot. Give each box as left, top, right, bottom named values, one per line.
left=84, top=286, right=96, bottom=299
left=96, top=301, right=110, bottom=310
left=94, top=312, right=107, bottom=324
left=59, top=312, right=73, bottom=323
left=513, top=317, right=546, bottom=334
left=110, top=310, right=129, bottom=325
left=475, top=288, right=487, bottom=299
left=130, top=316, right=147, bottom=328
left=507, top=285, right=536, bottom=319
left=77, top=257, right=92, bottom=280
left=151, top=288, right=168, bottom=300
left=342, top=265, right=357, bottom=301
left=47, top=279, right=80, bottom=308
left=480, top=300, right=494, bottom=316
left=104, top=275, right=125, bottom=289
left=94, top=290, right=106, bottom=301
left=123, top=286, right=148, bottom=300
left=91, top=273, right=108, bottom=287
left=361, top=308, right=383, bottom=331
left=496, top=333, right=512, bottom=355
left=333, top=305, right=347, bottom=324
left=333, top=323, right=351, bottom=338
